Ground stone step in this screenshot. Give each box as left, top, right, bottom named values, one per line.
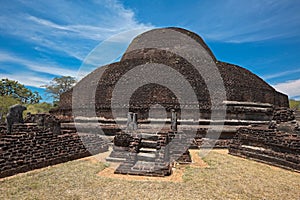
left=108, top=150, right=129, bottom=159
left=132, top=161, right=168, bottom=174
left=115, top=166, right=167, bottom=177
left=141, top=139, right=158, bottom=148
left=139, top=133, right=159, bottom=140
left=105, top=157, right=126, bottom=162
left=130, top=161, right=171, bottom=176
left=139, top=147, right=157, bottom=153
left=137, top=152, right=156, bottom=161
left=131, top=161, right=156, bottom=172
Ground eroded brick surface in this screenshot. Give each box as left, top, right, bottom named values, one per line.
left=0, top=123, right=108, bottom=178
left=229, top=127, right=300, bottom=172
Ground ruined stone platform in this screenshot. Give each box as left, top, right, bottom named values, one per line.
left=0, top=123, right=109, bottom=178
left=229, top=127, right=300, bottom=172
left=109, top=130, right=192, bottom=177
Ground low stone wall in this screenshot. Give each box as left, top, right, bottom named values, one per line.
left=0, top=123, right=108, bottom=178
left=229, top=127, right=300, bottom=172
left=190, top=128, right=232, bottom=148
left=273, top=107, right=295, bottom=122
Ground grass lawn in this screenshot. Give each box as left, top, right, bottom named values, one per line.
left=0, top=150, right=299, bottom=200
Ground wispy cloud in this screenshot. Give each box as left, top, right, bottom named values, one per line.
left=0, top=72, right=51, bottom=88
left=262, top=68, right=300, bottom=80
left=273, top=79, right=300, bottom=99
left=28, top=16, right=72, bottom=31
left=0, top=51, right=77, bottom=77
left=0, top=0, right=154, bottom=90
left=195, top=0, right=300, bottom=43
left=0, top=0, right=153, bottom=60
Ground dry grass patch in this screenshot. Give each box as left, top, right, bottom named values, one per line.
left=0, top=150, right=299, bottom=200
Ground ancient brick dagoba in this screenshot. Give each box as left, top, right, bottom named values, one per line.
left=54, top=27, right=288, bottom=126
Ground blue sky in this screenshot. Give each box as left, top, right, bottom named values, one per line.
left=0, top=0, right=300, bottom=101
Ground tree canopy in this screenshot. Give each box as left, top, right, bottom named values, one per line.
left=0, top=78, right=43, bottom=121
left=42, top=76, right=76, bottom=103
left=0, top=78, right=41, bottom=104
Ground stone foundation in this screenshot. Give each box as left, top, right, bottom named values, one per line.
left=229, top=127, right=300, bottom=172
left=273, top=107, right=295, bottom=122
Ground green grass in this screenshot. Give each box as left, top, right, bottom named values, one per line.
left=289, top=99, right=300, bottom=110
left=1, top=150, right=300, bottom=200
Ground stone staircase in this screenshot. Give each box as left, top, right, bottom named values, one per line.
left=113, top=131, right=172, bottom=177
left=106, top=129, right=193, bottom=177
left=105, top=110, right=193, bottom=177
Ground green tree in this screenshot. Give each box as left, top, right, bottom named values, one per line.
left=0, top=78, right=42, bottom=104
left=42, top=76, right=76, bottom=103
left=25, top=102, right=54, bottom=115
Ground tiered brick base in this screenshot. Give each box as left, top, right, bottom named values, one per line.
left=229, top=127, right=300, bottom=172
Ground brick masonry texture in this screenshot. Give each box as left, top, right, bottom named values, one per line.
left=229, top=127, right=300, bottom=172
left=53, top=27, right=288, bottom=120
left=0, top=123, right=108, bottom=178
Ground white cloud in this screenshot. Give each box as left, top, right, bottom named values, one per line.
left=262, top=68, right=300, bottom=80
left=0, top=0, right=153, bottom=60
left=0, top=51, right=77, bottom=77
left=0, top=72, right=51, bottom=88
left=28, top=16, right=72, bottom=31
left=196, top=0, right=300, bottom=43
left=0, top=0, right=154, bottom=91
left=26, top=64, right=78, bottom=77
left=273, top=79, right=300, bottom=99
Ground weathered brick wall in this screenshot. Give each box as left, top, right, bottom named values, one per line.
left=55, top=54, right=288, bottom=120
left=0, top=124, right=108, bottom=178
left=229, top=127, right=300, bottom=172
left=217, top=62, right=288, bottom=107
left=273, top=107, right=295, bottom=122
